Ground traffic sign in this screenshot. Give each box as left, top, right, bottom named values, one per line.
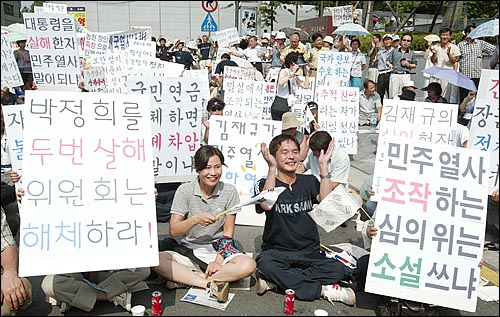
left=201, top=1, right=218, bottom=13
left=201, top=12, right=218, bottom=32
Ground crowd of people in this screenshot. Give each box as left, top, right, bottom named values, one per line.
left=1, top=18, right=499, bottom=316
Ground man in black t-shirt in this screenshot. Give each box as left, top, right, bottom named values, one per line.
left=254, top=134, right=368, bottom=306
left=198, top=35, right=212, bottom=69
left=171, top=41, right=196, bottom=70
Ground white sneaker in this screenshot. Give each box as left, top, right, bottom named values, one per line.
left=109, top=291, right=132, bottom=311
left=322, top=284, right=356, bottom=306
left=256, top=271, right=276, bottom=295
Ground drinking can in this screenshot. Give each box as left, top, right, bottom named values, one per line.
left=284, top=289, right=295, bottom=315
left=151, top=291, right=162, bottom=316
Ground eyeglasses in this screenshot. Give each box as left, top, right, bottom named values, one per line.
left=402, top=39, right=412, bottom=42
left=210, top=104, right=224, bottom=111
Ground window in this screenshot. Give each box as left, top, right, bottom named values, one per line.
left=3, top=3, right=14, bottom=16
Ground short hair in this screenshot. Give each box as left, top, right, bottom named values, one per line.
left=221, top=53, right=231, bottom=60
left=402, top=34, right=413, bottom=42
left=311, top=33, right=323, bottom=42
left=284, top=51, right=299, bottom=68
left=350, top=38, right=361, bottom=47
left=194, top=145, right=226, bottom=172
left=427, top=82, right=442, bottom=96
left=439, top=27, right=452, bottom=36
left=268, top=134, right=300, bottom=157
left=308, top=131, right=332, bottom=152
left=363, top=79, right=376, bottom=90
left=16, top=40, right=26, bottom=45
left=373, top=34, right=382, bottom=41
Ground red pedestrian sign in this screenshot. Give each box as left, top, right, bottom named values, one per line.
left=201, top=1, right=218, bottom=13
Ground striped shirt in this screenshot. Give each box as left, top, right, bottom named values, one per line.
left=458, top=39, right=496, bottom=78
left=170, top=178, right=240, bottom=247
left=1, top=207, right=15, bottom=252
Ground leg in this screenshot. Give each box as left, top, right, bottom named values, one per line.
left=152, top=252, right=209, bottom=289
left=92, top=268, right=150, bottom=299
left=41, top=273, right=98, bottom=312
left=209, top=254, right=256, bottom=282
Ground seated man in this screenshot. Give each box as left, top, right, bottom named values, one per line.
left=1, top=207, right=32, bottom=316
left=254, top=134, right=368, bottom=306
left=358, top=79, right=382, bottom=126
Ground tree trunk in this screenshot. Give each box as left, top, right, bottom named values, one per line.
left=365, top=1, right=374, bottom=31
left=428, top=1, right=444, bottom=33
left=441, top=1, right=464, bottom=30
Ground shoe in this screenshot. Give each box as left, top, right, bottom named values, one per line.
left=166, top=280, right=189, bottom=289
left=484, top=240, right=499, bottom=251
left=322, top=284, right=356, bottom=306
left=207, top=281, right=230, bottom=303
left=256, top=271, right=276, bottom=295
left=59, top=302, right=72, bottom=313
left=109, top=291, right=132, bottom=311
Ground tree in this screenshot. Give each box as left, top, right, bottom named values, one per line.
left=259, top=1, right=301, bottom=31
left=21, top=1, right=45, bottom=13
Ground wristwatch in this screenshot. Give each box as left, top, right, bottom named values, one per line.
left=320, top=174, right=331, bottom=179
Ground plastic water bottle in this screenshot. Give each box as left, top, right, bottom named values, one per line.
left=370, top=114, right=377, bottom=133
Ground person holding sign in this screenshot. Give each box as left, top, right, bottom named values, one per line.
left=152, top=146, right=256, bottom=303
left=9, top=186, right=152, bottom=313
left=254, top=134, right=368, bottom=306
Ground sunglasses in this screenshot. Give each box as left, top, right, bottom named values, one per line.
left=402, top=39, right=412, bottom=42
left=210, top=104, right=224, bottom=111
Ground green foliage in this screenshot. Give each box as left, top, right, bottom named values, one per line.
left=22, top=1, right=45, bottom=13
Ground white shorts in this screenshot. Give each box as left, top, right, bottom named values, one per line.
left=163, top=245, right=248, bottom=272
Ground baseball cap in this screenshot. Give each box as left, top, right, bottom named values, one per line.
left=383, top=34, right=393, bottom=40
left=392, top=34, right=400, bottom=41
left=282, top=112, right=304, bottom=130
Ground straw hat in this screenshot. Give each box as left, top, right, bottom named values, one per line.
left=424, top=34, right=440, bottom=43
left=282, top=112, right=304, bottom=130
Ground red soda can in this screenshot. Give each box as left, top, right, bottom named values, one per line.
left=151, top=291, right=162, bottom=316
left=284, top=289, right=295, bottom=315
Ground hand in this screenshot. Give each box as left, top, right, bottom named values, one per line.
left=10, top=171, right=20, bottom=183
left=197, top=212, right=216, bottom=227
left=318, top=140, right=334, bottom=166
left=154, top=187, right=158, bottom=200
left=260, top=142, right=277, bottom=168
left=205, top=262, right=222, bottom=278
left=367, top=225, right=378, bottom=239
left=492, top=188, right=499, bottom=202
left=202, top=117, right=209, bottom=128
left=1, top=272, right=28, bottom=311
left=17, top=188, right=25, bottom=203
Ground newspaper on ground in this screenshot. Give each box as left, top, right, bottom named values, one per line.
left=180, top=287, right=235, bottom=311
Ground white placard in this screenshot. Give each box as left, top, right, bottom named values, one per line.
left=19, top=90, right=158, bottom=277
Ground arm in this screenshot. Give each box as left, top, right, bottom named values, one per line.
left=317, top=140, right=335, bottom=201
left=169, top=212, right=216, bottom=238
left=202, top=117, right=210, bottom=144
left=259, top=142, right=277, bottom=211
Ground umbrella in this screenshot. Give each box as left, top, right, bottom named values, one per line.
left=422, top=67, right=477, bottom=91
left=468, top=19, right=499, bottom=39
left=332, top=23, right=370, bottom=36
left=279, top=27, right=310, bottom=42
